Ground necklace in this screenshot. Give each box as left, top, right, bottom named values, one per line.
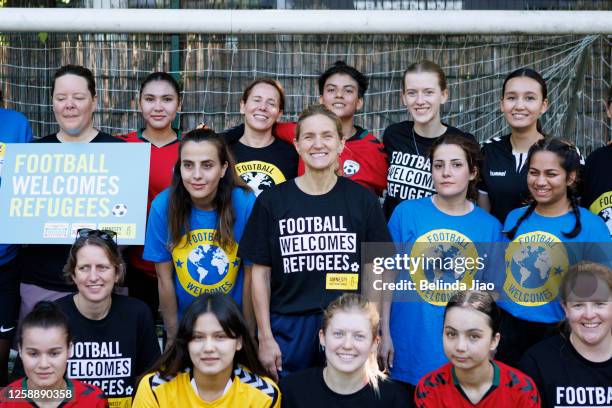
left=411, top=125, right=420, bottom=156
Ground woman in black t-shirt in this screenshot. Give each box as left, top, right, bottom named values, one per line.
left=239, top=105, right=390, bottom=381
left=280, top=294, right=409, bottom=408
left=382, top=60, right=474, bottom=219
left=520, top=262, right=612, bottom=408
left=478, top=68, right=550, bottom=223
left=228, top=78, right=298, bottom=196
left=55, top=228, right=160, bottom=406
left=18, top=65, right=123, bottom=326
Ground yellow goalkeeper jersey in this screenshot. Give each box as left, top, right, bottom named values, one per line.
left=133, top=365, right=280, bottom=408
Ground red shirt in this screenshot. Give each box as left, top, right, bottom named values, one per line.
left=275, top=122, right=387, bottom=195
left=415, top=361, right=541, bottom=408
left=116, top=130, right=180, bottom=274
left=0, top=377, right=107, bottom=407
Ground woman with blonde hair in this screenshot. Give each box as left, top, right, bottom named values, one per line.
left=280, top=294, right=408, bottom=407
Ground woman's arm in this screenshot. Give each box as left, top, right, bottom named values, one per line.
left=155, top=261, right=178, bottom=346
left=242, top=264, right=256, bottom=337
left=251, top=263, right=282, bottom=382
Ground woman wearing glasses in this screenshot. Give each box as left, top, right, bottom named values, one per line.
left=55, top=228, right=160, bottom=407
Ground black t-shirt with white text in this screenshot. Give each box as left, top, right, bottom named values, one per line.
left=382, top=121, right=475, bottom=219
left=56, top=294, right=161, bottom=406
left=280, top=367, right=410, bottom=408
left=229, top=138, right=298, bottom=196
left=239, top=177, right=390, bottom=315
left=582, top=145, right=612, bottom=236
left=520, top=334, right=612, bottom=408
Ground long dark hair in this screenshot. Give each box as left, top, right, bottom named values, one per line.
left=429, top=133, right=482, bottom=202
left=502, top=68, right=548, bottom=134
left=146, top=294, right=268, bottom=378
left=505, top=138, right=581, bottom=239
left=168, top=128, right=248, bottom=249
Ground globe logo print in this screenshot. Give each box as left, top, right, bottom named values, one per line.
left=422, top=243, right=464, bottom=284
left=186, top=244, right=230, bottom=285
left=509, top=245, right=554, bottom=289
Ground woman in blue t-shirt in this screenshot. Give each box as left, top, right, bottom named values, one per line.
left=144, top=128, right=255, bottom=344
left=498, top=138, right=611, bottom=367
left=380, top=133, right=504, bottom=390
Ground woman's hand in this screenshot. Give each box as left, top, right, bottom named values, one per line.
left=258, top=335, right=282, bottom=382
left=378, top=332, right=394, bottom=371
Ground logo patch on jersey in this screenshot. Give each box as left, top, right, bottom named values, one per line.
left=410, top=229, right=480, bottom=306
left=172, top=229, right=240, bottom=297
left=343, top=159, right=360, bottom=176
left=489, top=170, right=507, bottom=176
left=235, top=160, right=286, bottom=196
left=589, top=191, right=612, bottom=236
left=503, top=231, right=568, bottom=307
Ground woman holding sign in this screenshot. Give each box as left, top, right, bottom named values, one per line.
left=144, top=128, right=256, bottom=345
left=238, top=104, right=390, bottom=381
left=18, top=65, right=123, bottom=327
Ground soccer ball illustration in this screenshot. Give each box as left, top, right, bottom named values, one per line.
left=343, top=160, right=360, bottom=176
left=112, top=203, right=128, bottom=217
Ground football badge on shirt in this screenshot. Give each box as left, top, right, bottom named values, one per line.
left=342, top=159, right=360, bottom=176
left=235, top=160, right=286, bottom=196
left=172, top=229, right=240, bottom=296
left=504, top=231, right=568, bottom=307
left=589, top=191, right=612, bottom=236
left=409, top=229, right=480, bottom=306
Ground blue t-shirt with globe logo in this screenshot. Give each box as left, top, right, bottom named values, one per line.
left=144, top=187, right=256, bottom=318
left=500, top=206, right=611, bottom=324
left=387, top=196, right=504, bottom=385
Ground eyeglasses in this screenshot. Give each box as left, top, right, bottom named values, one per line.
left=75, top=228, right=118, bottom=245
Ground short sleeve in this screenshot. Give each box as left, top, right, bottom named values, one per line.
left=238, top=193, right=273, bottom=266
left=478, top=146, right=490, bottom=194
left=22, top=118, right=33, bottom=143
left=518, top=351, right=545, bottom=404
left=414, top=378, right=436, bottom=408
left=387, top=202, right=416, bottom=244
left=234, top=188, right=257, bottom=266
left=365, top=194, right=391, bottom=243
left=516, top=371, right=542, bottom=408
left=136, top=304, right=162, bottom=376
left=143, top=192, right=172, bottom=263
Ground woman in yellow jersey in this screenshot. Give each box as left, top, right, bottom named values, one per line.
left=133, top=293, right=280, bottom=408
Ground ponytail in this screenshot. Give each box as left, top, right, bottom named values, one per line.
left=564, top=192, right=582, bottom=238
left=505, top=201, right=537, bottom=240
